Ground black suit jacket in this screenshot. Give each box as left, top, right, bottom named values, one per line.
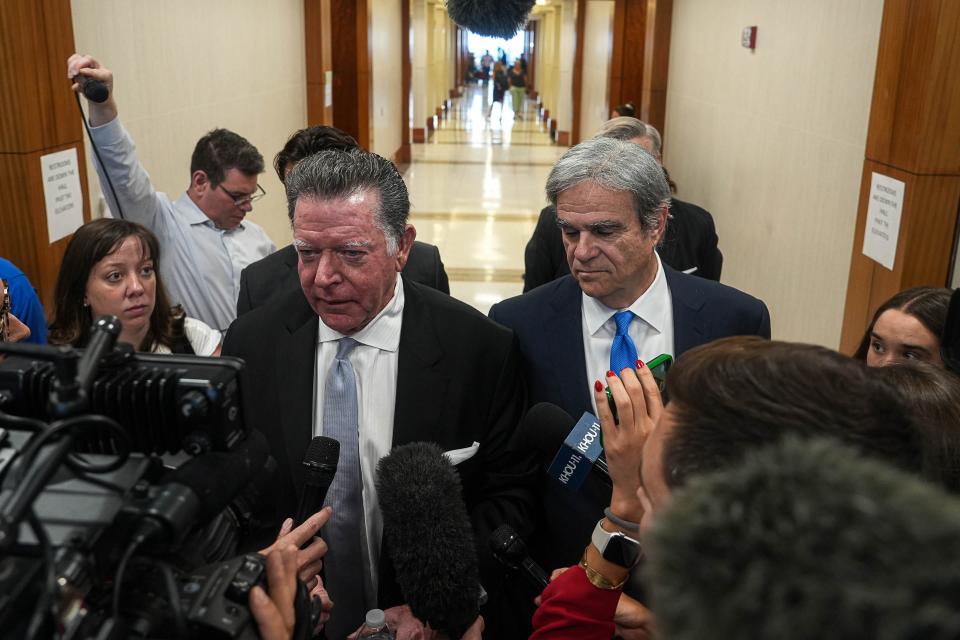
left=489, top=269, right=770, bottom=572
left=237, top=240, right=450, bottom=316
left=523, top=199, right=723, bottom=292
left=222, top=278, right=535, bottom=633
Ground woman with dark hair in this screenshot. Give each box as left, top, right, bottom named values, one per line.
left=854, top=286, right=951, bottom=367
left=876, top=361, right=960, bottom=493
left=49, top=218, right=220, bottom=355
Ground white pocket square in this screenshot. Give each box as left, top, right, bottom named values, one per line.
left=444, top=441, right=480, bottom=465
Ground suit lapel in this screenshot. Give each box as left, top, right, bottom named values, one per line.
left=547, top=277, right=590, bottom=414
left=665, top=266, right=707, bottom=357
left=276, top=294, right=320, bottom=488
left=394, top=279, right=449, bottom=446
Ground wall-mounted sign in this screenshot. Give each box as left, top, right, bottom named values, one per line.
left=41, top=148, right=84, bottom=244
left=862, top=172, right=905, bottom=271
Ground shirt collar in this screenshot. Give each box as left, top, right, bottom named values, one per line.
left=317, top=274, right=404, bottom=352
left=176, top=192, right=246, bottom=232
left=582, top=254, right=669, bottom=336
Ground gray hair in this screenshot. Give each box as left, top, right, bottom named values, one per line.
left=285, top=148, right=409, bottom=254
left=545, top=136, right=671, bottom=232
left=596, top=116, right=663, bottom=157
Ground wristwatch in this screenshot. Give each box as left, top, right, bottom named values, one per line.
left=591, top=519, right=642, bottom=569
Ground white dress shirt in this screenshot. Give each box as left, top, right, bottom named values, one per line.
left=312, top=275, right=403, bottom=598
left=89, top=118, right=276, bottom=332
left=582, top=254, right=675, bottom=415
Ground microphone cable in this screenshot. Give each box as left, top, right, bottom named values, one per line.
left=73, top=91, right=127, bottom=221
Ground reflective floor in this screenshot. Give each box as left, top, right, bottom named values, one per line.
left=405, top=84, right=567, bottom=313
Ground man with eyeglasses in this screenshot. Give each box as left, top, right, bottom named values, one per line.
left=67, top=54, right=276, bottom=332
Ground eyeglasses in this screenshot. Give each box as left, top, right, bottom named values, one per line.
left=219, top=183, right=266, bottom=206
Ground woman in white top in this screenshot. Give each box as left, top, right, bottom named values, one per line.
left=49, top=218, right=220, bottom=355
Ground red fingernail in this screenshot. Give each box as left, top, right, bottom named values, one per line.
left=606, top=370, right=616, bottom=378
left=637, top=359, right=645, bottom=369
left=594, top=380, right=604, bottom=392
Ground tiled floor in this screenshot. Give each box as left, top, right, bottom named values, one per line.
left=406, top=85, right=567, bottom=313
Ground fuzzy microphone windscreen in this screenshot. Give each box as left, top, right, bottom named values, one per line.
left=446, top=0, right=537, bottom=39
left=376, top=442, right=481, bottom=637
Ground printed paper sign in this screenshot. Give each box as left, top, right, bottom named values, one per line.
left=862, top=172, right=905, bottom=271
left=41, top=148, right=84, bottom=244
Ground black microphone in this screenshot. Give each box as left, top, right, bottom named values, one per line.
left=377, top=442, right=481, bottom=638
left=940, top=288, right=960, bottom=373
left=490, top=524, right=549, bottom=592
left=73, top=74, right=109, bottom=103
left=519, top=403, right=612, bottom=496
left=135, top=429, right=270, bottom=546
left=293, top=436, right=339, bottom=528
left=446, top=0, right=536, bottom=38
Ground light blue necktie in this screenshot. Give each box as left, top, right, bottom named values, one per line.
left=320, top=338, right=367, bottom=639
left=610, top=310, right=639, bottom=375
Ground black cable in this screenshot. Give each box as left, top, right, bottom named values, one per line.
left=111, top=534, right=147, bottom=629
left=14, top=414, right=131, bottom=483
left=73, top=92, right=125, bottom=220
left=157, top=560, right=188, bottom=638
left=24, top=509, right=56, bottom=640
left=0, top=408, right=47, bottom=434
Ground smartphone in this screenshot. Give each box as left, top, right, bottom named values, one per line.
left=604, top=353, right=674, bottom=423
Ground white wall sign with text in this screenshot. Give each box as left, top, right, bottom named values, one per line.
left=861, top=172, right=905, bottom=271
left=41, top=148, right=84, bottom=244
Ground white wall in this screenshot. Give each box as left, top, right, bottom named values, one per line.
left=71, top=0, right=307, bottom=248
left=663, top=0, right=883, bottom=346
left=579, top=0, right=614, bottom=140
left=370, top=0, right=403, bottom=159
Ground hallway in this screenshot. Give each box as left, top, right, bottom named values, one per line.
left=404, top=85, right=567, bottom=313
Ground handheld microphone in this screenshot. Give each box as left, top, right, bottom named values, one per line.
left=293, top=436, right=339, bottom=528
left=135, top=430, right=269, bottom=546
left=490, top=524, right=549, bottom=592
left=940, top=288, right=960, bottom=374
left=519, top=403, right=611, bottom=493
left=377, top=442, right=482, bottom=638
left=73, top=74, right=109, bottom=103
left=446, top=0, right=536, bottom=38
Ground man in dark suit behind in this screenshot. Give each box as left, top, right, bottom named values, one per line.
left=223, top=148, right=533, bottom=638
left=490, top=136, right=769, bottom=572
left=237, top=125, right=449, bottom=316
left=523, top=117, right=722, bottom=291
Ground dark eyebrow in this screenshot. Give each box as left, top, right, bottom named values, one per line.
left=870, top=331, right=931, bottom=354
left=585, top=220, right=624, bottom=233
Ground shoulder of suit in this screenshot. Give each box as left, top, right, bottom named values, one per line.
left=667, top=267, right=764, bottom=309
left=227, top=287, right=309, bottom=339
left=243, top=243, right=296, bottom=277
left=490, top=275, right=577, bottom=321
left=670, top=198, right=715, bottom=223
left=405, top=278, right=512, bottom=337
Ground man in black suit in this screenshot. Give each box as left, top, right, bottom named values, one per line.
left=236, top=125, right=449, bottom=316
left=490, top=136, right=769, bottom=571
left=523, top=117, right=722, bottom=291
left=223, top=148, right=532, bottom=638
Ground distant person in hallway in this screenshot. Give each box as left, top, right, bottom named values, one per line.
left=490, top=137, right=769, bottom=571
left=67, top=54, right=275, bottom=333
left=0, top=257, right=47, bottom=344
left=854, top=286, right=951, bottom=368
left=480, top=50, right=494, bottom=83
left=487, top=61, right=510, bottom=121
left=524, top=117, right=723, bottom=291
left=236, top=125, right=449, bottom=316
left=509, top=59, right=527, bottom=120
left=223, top=148, right=535, bottom=639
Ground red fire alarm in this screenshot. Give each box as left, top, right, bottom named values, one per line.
left=742, top=26, right=757, bottom=50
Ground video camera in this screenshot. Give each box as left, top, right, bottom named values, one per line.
left=0, top=317, right=316, bottom=639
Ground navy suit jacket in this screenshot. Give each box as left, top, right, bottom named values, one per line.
left=489, top=267, right=771, bottom=419
left=489, top=267, right=770, bottom=574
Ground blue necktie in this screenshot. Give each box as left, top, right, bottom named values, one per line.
left=610, top=310, right=639, bottom=375
left=320, top=338, right=367, bottom=639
